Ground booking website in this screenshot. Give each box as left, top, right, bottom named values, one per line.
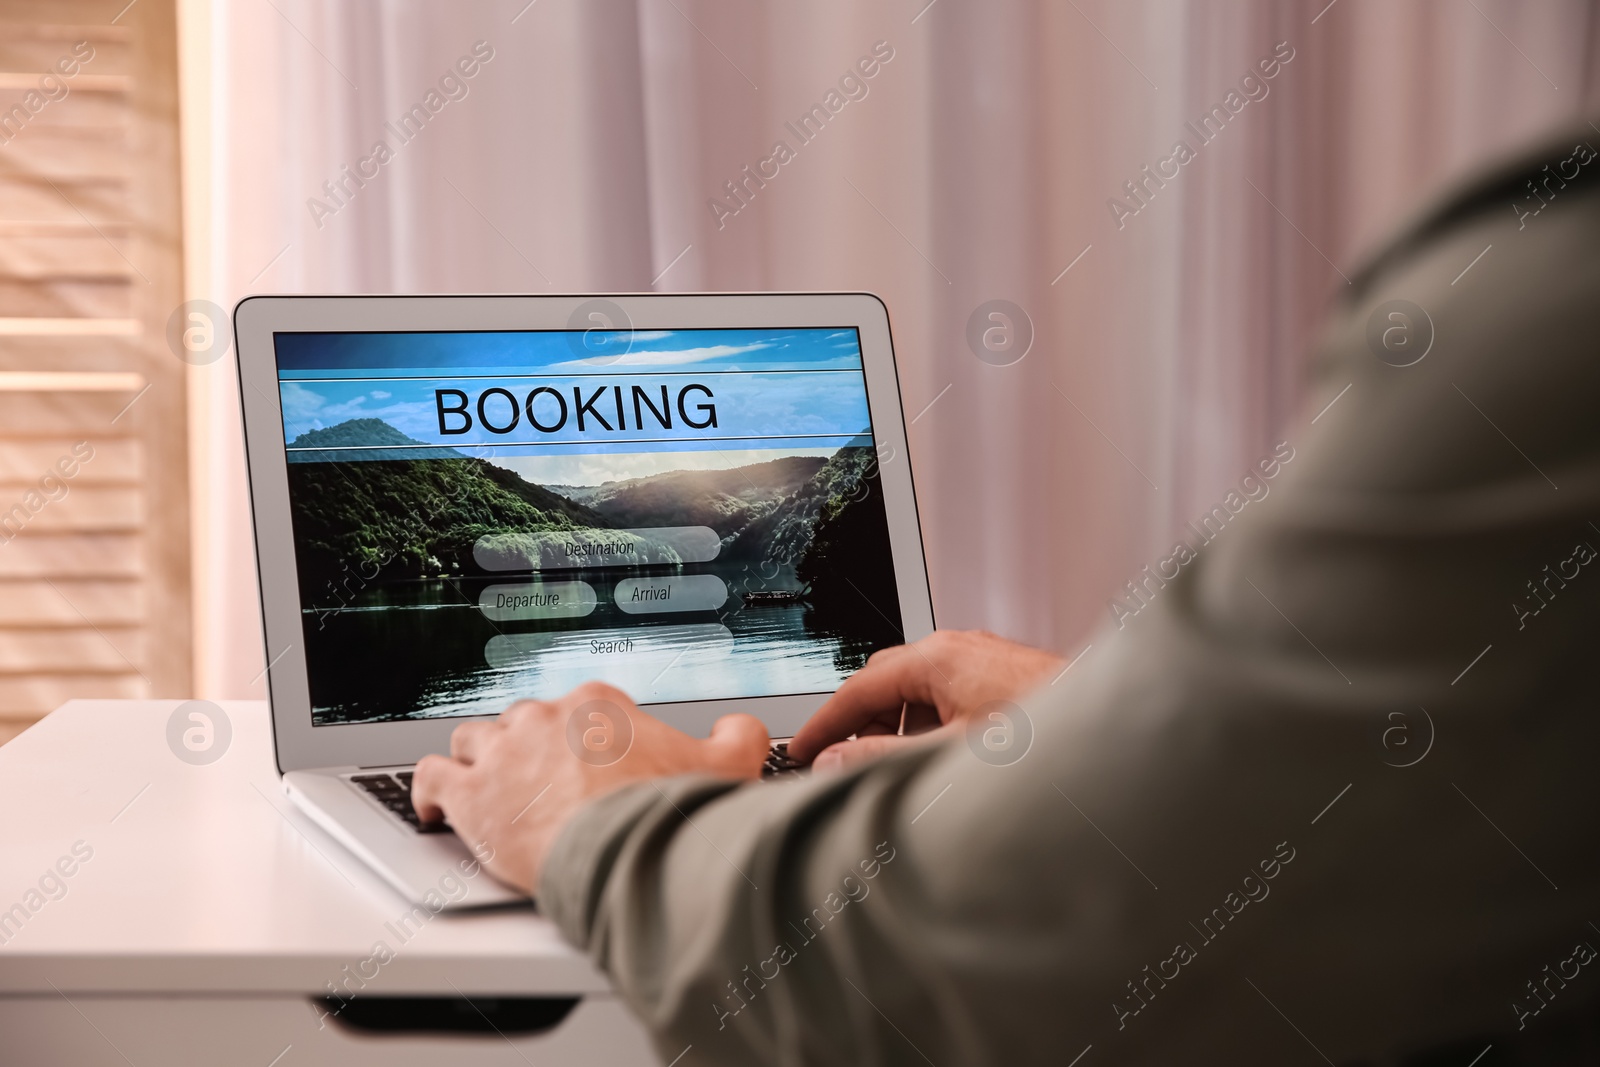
left=273, top=327, right=904, bottom=725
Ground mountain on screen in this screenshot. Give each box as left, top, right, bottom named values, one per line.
left=285, top=419, right=603, bottom=592
left=285, top=418, right=468, bottom=462
left=285, top=419, right=898, bottom=627
left=554, top=446, right=896, bottom=607
left=551, top=456, right=827, bottom=537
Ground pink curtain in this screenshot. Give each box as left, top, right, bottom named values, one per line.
left=192, top=0, right=1600, bottom=697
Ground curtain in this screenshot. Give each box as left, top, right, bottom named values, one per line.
left=187, top=0, right=1600, bottom=698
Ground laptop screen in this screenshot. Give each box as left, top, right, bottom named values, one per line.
left=272, top=327, right=904, bottom=726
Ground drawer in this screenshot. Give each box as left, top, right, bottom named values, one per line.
left=0, top=991, right=663, bottom=1065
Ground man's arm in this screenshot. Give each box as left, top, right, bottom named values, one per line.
left=418, top=121, right=1600, bottom=1065
left=410, top=631, right=1064, bottom=894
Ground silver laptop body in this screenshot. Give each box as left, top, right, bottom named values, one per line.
left=233, top=293, right=935, bottom=908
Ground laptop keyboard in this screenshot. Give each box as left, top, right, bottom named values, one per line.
left=351, top=771, right=450, bottom=833
left=762, top=740, right=806, bottom=779
left=353, top=744, right=802, bottom=825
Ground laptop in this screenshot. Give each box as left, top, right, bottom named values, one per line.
left=233, top=294, right=935, bottom=908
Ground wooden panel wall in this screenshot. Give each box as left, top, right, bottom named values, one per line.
left=0, top=0, right=190, bottom=743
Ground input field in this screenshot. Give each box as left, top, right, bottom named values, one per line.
left=477, top=580, right=597, bottom=621
left=614, top=574, right=728, bottom=614
left=484, top=623, right=734, bottom=670
left=472, top=525, right=721, bottom=572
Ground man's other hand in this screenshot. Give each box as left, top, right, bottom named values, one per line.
left=788, top=630, right=1065, bottom=772
left=411, top=681, right=768, bottom=894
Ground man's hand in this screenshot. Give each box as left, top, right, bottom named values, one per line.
left=788, top=630, right=1065, bottom=772
left=411, top=681, right=768, bottom=894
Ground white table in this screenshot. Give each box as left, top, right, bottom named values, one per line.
left=0, top=700, right=661, bottom=1065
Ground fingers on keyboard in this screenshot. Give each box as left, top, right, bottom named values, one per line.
left=761, top=741, right=806, bottom=779
left=352, top=773, right=449, bottom=833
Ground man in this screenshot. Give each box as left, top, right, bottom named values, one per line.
left=414, top=120, right=1600, bottom=1064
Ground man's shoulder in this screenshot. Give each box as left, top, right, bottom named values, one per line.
left=1350, top=115, right=1600, bottom=300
